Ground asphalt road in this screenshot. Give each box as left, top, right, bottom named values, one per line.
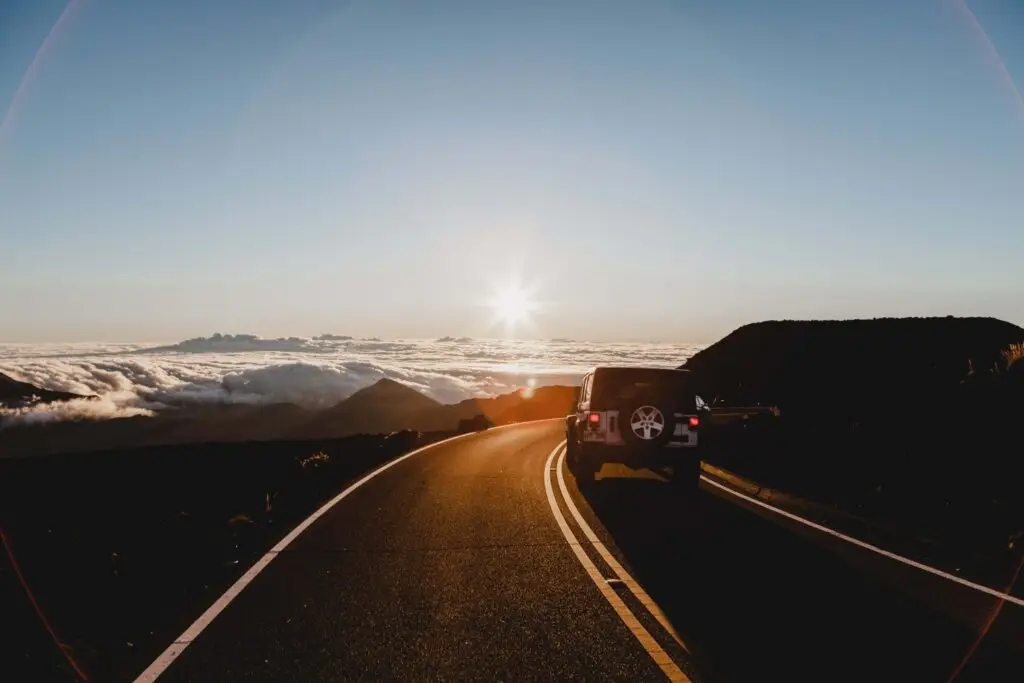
left=137, top=420, right=1021, bottom=682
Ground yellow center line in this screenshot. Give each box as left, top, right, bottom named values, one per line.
left=555, top=444, right=689, bottom=651
left=543, top=444, right=691, bottom=683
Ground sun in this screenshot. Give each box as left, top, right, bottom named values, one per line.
left=492, top=285, right=534, bottom=325
left=482, top=274, right=545, bottom=335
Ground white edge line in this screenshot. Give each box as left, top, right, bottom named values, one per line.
left=699, top=474, right=1024, bottom=608
left=555, top=444, right=688, bottom=650
left=134, top=429, right=484, bottom=683
left=544, top=444, right=691, bottom=683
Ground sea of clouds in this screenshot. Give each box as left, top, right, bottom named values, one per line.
left=0, top=334, right=704, bottom=425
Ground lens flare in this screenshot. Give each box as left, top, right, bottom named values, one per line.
left=492, top=285, right=534, bottom=326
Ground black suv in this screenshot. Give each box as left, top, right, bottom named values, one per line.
left=565, top=366, right=704, bottom=488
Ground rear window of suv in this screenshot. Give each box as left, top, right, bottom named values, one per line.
left=591, top=368, right=696, bottom=409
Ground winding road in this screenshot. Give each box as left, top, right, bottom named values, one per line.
left=133, top=419, right=1021, bottom=683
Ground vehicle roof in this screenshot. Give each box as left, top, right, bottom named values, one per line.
left=587, top=366, right=691, bottom=375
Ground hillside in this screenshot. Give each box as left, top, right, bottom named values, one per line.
left=0, top=371, right=93, bottom=408
left=300, top=382, right=577, bottom=438
left=302, top=379, right=445, bottom=437
left=342, top=378, right=442, bottom=413
left=691, top=317, right=1024, bottom=569
left=0, top=380, right=578, bottom=458
left=682, top=317, right=1024, bottom=413
left=487, top=385, right=578, bottom=424
left=443, top=385, right=578, bottom=425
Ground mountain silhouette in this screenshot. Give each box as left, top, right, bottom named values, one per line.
left=332, top=378, right=442, bottom=414
left=0, top=372, right=93, bottom=409
left=683, top=316, right=1024, bottom=413
left=299, top=379, right=444, bottom=437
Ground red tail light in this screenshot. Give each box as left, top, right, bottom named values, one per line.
left=588, top=412, right=601, bottom=424
left=688, top=416, right=700, bottom=428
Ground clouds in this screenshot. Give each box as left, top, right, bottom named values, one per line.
left=0, top=393, right=155, bottom=425
left=0, top=335, right=703, bottom=425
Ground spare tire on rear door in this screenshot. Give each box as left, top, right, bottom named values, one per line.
left=619, top=403, right=676, bottom=449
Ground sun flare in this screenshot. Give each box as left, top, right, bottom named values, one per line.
left=493, top=285, right=533, bottom=325
left=483, top=274, right=545, bottom=336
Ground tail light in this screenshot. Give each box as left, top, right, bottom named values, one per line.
left=688, top=416, right=700, bottom=429
left=588, top=412, right=601, bottom=425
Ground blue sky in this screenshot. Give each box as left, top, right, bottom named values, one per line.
left=1, top=0, right=1022, bottom=343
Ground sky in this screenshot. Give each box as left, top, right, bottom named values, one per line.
left=1, top=0, right=1023, bottom=343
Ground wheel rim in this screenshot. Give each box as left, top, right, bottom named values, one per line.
left=629, top=405, right=665, bottom=440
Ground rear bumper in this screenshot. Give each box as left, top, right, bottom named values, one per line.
left=580, top=443, right=701, bottom=469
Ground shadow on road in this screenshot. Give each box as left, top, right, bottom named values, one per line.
left=570, top=468, right=1021, bottom=683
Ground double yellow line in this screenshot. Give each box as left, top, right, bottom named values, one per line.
left=543, top=442, right=693, bottom=683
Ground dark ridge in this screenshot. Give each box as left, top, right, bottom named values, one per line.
left=0, top=371, right=94, bottom=408
left=691, top=317, right=1024, bottom=580
left=682, top=316, right=1024, bottom=412
left=331, top=377, right=442, bottom=413
left=299, top=378, right=445, bottom=438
